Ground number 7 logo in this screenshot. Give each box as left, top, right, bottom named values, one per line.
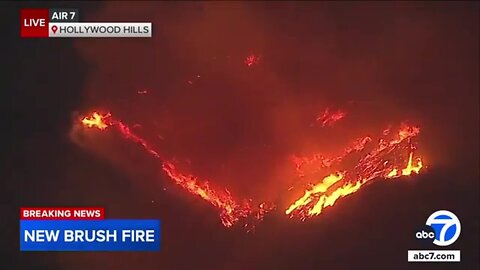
left=426, top=210, right=461, bottom=246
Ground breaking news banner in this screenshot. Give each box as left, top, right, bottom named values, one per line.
left=19, top=207, right=160, bottom=251
left=20, top=8, right=152, bottom=38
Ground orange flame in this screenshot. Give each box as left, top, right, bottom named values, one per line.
left=402, top=152, right=423, bottom=175
left=81, top=112, right=111, bottom=130
left=386, top=168, right=398, bottom=178
left=316, top=108, right=347, bottom=127
left=385, top=151, right=423, bottom=178
left=292, top=136, right=372, bottom=177
left=79, top=111, right=425, bottom=226
left=162, top=162, right=255, bottom=227
left=79, top=111, right=271, bottom=228
left=286, top=172, right=344, bottom=215
left=286, top=124, right=425, bottom=220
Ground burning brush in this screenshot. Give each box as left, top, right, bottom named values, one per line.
left=80, top=112, right=273, bottom=228
left=78, top=110, right=425, bottom=227
left=286, top=124, right=424, bottom=220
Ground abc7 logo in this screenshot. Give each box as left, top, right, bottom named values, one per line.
left=415, top=210, right=461, bottom=246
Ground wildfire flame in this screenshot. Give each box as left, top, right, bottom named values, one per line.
left=403, top=152, right=423, bottom=175
left=286, top=172, right=344, bottom=215
left=80, top=111, right=271, bottom=227
left=292, top=136, right=372, bottom=177
left=386, top=168, right=398, bottom=178
left=81, top=112, right=111, bottom=130
left=386, top=152, right=423, bottom=178
left=286, top=124, right=424, bottom=220
left=161, top=162, right=254, bottom=227
left=316, top=108, right=347, bottom=127
left=79, top=111, right=425, bottom=226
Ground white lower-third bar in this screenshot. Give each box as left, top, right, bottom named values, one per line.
left=408, top=250, right=460, bottom=262
left=49, top=23, right=152, bottom=38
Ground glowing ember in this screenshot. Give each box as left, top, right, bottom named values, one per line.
left=292, top=136, right=372, bottom=177
left=316, top=108, right=347, bottom=127
left=244, top=54, right=260, bottom=67
left=286, top=123, right=425, bottom=220
left=79, top=111, right=272, bottom=227
left=81, top=112, right=111, bottom=130
left=162, top=162, right=255, bottom=227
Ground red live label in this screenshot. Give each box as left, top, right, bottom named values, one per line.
left=20, top=9, right=49, bottom=38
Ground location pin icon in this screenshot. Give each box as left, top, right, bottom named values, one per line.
left=52, top=25, right=58, bottom=34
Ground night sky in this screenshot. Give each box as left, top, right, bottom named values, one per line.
left=3, top=1, right=479, bottom=269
